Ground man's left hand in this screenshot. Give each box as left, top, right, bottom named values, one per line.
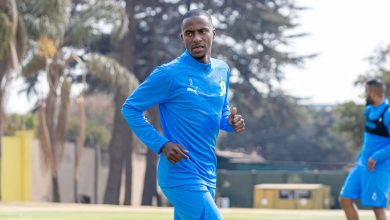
left=368, top=157, right=376, bottom=171
left=228, top=107, right=245, bottom=133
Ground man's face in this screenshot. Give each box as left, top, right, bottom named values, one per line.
left=181, top=15, right=215, bottom=63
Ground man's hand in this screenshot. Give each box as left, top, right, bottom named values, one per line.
left=228, top=107, right=245, bottom=133
left=368, top=157, right=376, bottom=171
left=161, top=142, right=189, bottom=164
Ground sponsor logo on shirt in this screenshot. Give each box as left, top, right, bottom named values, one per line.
left=187, top=78, right=198, bottom=95
left=219, top=78, right=226, bottom=96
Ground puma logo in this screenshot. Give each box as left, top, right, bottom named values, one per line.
left=187, top=86, right=198, bottom=95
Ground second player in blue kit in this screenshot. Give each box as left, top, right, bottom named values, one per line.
left=340, top=79, right=390, bottom=220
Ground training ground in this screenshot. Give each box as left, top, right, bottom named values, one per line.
left=0, top=203, right=379, bottom=220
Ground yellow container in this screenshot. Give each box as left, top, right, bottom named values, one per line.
left=1, top=131, right=33, bottom=201
left=253, top=183, right=331, bottom=209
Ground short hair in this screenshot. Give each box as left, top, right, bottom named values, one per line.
left=181, top=9, right=213, bottom=27
left=366, top=79, right=386, bottom=96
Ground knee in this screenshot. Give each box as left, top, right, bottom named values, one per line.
left=339, top=196, right=354, bottom=208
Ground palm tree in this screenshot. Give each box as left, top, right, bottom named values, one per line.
left=18, top=0, right=128, bottom=202
left=0, top=0, right=27, bottom=199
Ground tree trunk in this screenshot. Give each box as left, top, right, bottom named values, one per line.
left=46, top=61, right=63, bottom=202
left=141, top=106, right=161, bottom=206
left=141, top=14, right=161, bottom=206
left=94, top=142, right=100, bottom=204
left=141, top=148, right=159, bottom=205
left=103, top=0, right=135, bottom=205
left=74, top=142, right=78, bottom=203
left=120, top=14, right=135, bottom=204
left=52, top=173, right=61, bottom=202
left=123, top=130, right=133, bottom=205
left=103, top=91, right=132, bottom=204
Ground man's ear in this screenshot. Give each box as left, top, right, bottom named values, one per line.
left=212, top=29, right=216, bottom=39
left=180, top=33, right=184, bottom=41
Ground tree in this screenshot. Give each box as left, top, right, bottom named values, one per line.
left=100, top=0, right=137, bottom=205
left=219, top=92, right=353, bottom=164
left=333, top=102, right=365, bottom=152
left=18, top=0, right=128, bottom=202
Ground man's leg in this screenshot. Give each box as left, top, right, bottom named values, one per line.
left=340, top=166, right=362, bottom=220
left=339, top=196, right=359, bottom=220
left=161, top=186, right=223, bottom=220
left=361, top=170, right=390, bottom=220
left=201, top=188, right=223, bottom=220
left=373, top=208, right=387, bottom=220
left=173, top=208, right=182, bottom=220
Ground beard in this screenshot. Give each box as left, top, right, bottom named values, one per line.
left=366, top=97, right=373, bottom=105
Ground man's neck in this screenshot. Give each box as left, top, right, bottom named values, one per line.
left=196, top=55, right=210, bottom=64
left=372, top=98, right=385, bottom=106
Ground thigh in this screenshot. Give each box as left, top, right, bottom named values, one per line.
left=200, top=187, right=223, bottom=220
left=361, top=170, right=390, bottom=208
left=340, top=166, right=362, bottom=199
left=162, top=187, right=223, bottom=220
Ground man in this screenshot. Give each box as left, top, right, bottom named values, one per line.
left=121, top=9, right=245, bottom=220
left=340, top=79, right=390, bottom=220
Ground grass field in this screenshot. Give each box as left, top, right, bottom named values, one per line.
left=0, top=203, right=377, bottom=220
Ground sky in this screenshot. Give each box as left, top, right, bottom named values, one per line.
left=282, top=0, right=390, bottom=105
left=6, top=0, right=390, bottom=114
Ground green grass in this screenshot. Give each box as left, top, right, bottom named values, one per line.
left=0, top=204, right=377, bottom=220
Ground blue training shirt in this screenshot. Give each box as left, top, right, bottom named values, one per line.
left=357, top=99, right=390, bottom=171
left=121, top=50, right=234, bottom=189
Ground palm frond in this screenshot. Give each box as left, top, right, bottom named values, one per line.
left=86, top=53, right=139, bottom=96
left=18, top=0, right=71, bottom=39
left=64, top=0, right=128, bottom=47
left=22, top=54, right=46, bottom=77
left=87, top=54, right=139, bottom=96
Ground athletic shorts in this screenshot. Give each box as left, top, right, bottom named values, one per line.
left=340, top=166, right=390, bottom=208
left=161, top=186, right=223, bottom=220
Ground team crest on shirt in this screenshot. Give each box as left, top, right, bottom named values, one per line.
left=219, top=78, right=226, bottom=96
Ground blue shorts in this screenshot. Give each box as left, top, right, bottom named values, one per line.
left=340, top=166, right=390, bottom=208
left=161, top=186, right=223, bottom=220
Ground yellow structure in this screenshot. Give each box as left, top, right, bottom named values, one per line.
left=253, top=183, right=332, bottom=209
left=1, top=130, right=33, bottom=201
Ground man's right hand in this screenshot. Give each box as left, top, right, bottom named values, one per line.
left=161, top=142, right=189, bottom=164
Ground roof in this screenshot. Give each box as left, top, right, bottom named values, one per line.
left=254, top=184, right=327, bottom=190
left=216, top=150, right=266, bottom=163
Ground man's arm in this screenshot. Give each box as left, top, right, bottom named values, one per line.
left=219, top=69, right=245, bottom=132
left=220, top=97, right=235, bottom=132
left=220, top=70, right=234, bottom=132
left=121, top=67, right=170, bottom=154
